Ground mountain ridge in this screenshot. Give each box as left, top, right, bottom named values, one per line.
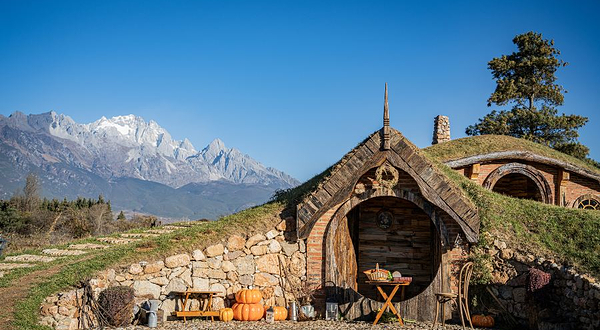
left=0, top=111, right=299, bottom=218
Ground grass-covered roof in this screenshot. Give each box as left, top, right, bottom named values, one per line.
left=423, top=134, right=600, bottom=177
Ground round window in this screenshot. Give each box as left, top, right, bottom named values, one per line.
left=577, top=198, right=600, bottom=210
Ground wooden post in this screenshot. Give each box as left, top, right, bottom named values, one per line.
left=556, top=170, right=570, bottom=206
left=468, top=163, right=480, bottom=182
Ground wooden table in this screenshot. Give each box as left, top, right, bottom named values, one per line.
left=171, top=290, right=221, bottom=322
left=367, top=281, right=411, bottom=325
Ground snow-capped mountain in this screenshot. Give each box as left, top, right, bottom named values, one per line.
left=0, top=111, right=299, bottom=218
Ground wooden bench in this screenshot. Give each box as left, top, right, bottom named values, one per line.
left=170, top=290, right=221, bottom=322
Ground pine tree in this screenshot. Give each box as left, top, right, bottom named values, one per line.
left=467, top=31, right=591, bottom=161
left=117, top=211, right=126, bottom=221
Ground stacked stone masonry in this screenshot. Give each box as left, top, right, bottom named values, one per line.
left=39, top=219, right=307, bottom=330
left=485, top=237, right=600, bottom=330
left=432, top=115, right=451, bottom=145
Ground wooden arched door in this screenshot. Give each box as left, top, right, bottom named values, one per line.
left=326, top=212, right=358, bottom=293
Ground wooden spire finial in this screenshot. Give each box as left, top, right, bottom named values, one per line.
left=382, top=82, right=390, bottom=150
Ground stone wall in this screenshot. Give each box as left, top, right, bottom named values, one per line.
left=484, top=238, right=600, bottom=330
left=39, top=219, right=307, bottom=329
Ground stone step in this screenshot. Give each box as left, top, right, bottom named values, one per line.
left=160, top=225, right=185, bottom=230
left=97, top=237, right=140, bottom=245
left=68, top=243, right=108, bottom=250
left=0, top=262, right=34, bottom=270
left=146, top=229, right=174, bottom=234
left=42, top=248, right=87, bottom=256
left=120, top=233, right=160, bottom=238
left=4, top=254, right=56, bottom=263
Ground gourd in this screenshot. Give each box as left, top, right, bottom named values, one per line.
left=471, top=314, right=495, bottom=327
left=235, top=289, right=262, bottom=304
left=219, top=308, right=234, bottom=322
left=264, top=306, right=288, bottom=321
left=232, top=302, right=264, bottom=321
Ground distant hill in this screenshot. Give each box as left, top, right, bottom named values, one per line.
left=0, top=111, right=299, bottom=219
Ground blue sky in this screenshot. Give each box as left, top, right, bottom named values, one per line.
left=1, top=1, right=599, bottom=181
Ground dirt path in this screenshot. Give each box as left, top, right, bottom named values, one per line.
left=0, top=255, right=94, bottom=330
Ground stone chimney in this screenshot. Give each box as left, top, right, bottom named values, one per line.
left=432, top=115, right=450, bottom=145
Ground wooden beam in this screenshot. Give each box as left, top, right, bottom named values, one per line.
left=469, top=163, right=480, bottom=182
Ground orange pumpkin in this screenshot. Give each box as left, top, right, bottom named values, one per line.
left=219, top=308, right=234, bottom=322
left=471, top=314, right=495, bottom=328
left=235, top=289, right=262, bottom=304
left=264, top=306, right=288, bottom=321
left=232, top=303, right=264, bottom=321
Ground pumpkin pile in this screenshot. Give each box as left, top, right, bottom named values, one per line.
left=232, top=289, right=264, bottom=321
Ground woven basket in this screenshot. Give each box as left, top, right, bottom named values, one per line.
left=363, top=263, right=389, bottom=282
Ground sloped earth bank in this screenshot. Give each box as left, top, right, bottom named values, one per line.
left=0, top=255, right=94, bottom=330
left=124, top=319, right=486, bottom=330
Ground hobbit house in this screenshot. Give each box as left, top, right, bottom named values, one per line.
left=297, top=84, right=480, bottom=321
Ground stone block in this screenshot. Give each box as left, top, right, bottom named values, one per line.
left=207, top=258, right=222, bottom=269
left=227, top=271, right=238, bottom=282
left=133, top=281, right=161, bottom=299
left=205, top=244, right=224, bottom=257
left=250, top=245, right=268, bottom=256
left=280, top=242, right=298, bottom=256
left=266, top=230, right=279, bottom=240
left=192, top=250, right=206, bottom=261
left=238, top=274, right=253, bottom=286
left=144, top=261, right=164, bottom=274
left=234, top=255, right=255, bottom=275
left=150, top=277, right=169, bottom=286
left=207, top=269, right=226, bottom=280
left=254, top=273, right=279, bottom=286
left=192, top=261, right=208, bottom=269
left=193, top=278, right=210, bottom=291
left=256, top=254, right=280, bottom=274
left=226, top=251, right=244, bottom=261
left=165, top=254, right=190, bottom=268
left=180, top=269, right=192, bottom=287
left=164, top=277, right=187, bottom=294
left=221, top=260, right=236, bottom=272
left=276, top=220, right=287, bottom=231
left=246, top=234, right=266, bottom=249
left=210, top=283, right=226, bottom=297
left=227, top=235, right=246, bottom=251
left=129, top=263, right=144, bottom=275
left=268, top=240, right=282, bottom=253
